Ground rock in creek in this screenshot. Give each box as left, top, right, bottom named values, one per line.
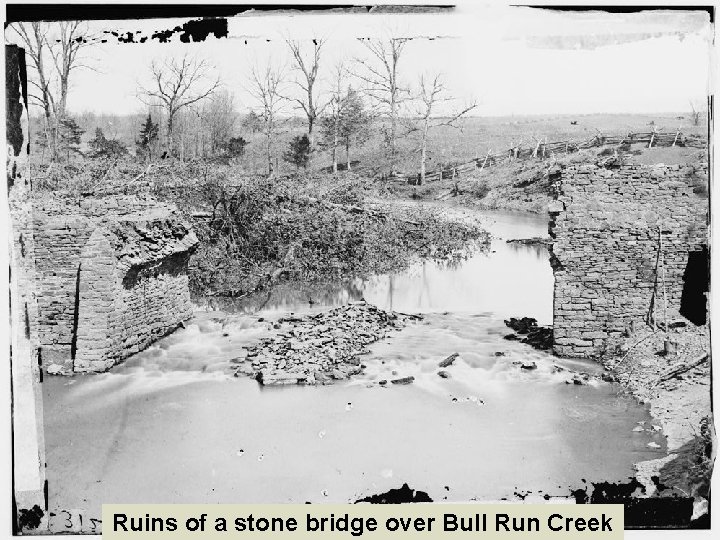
left=438, top=352, right=459, bottom=368
left=506, top=237, right=552, bottom=247
left=234, top=301, right=422, bottom=386
left=505, top=317, right=539, bottom=334
left=504, top=317, right=553, bottom=351
left=567, top=373, right=590, bottom=385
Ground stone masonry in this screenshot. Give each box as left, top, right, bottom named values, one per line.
left=33, top=195, right=199, bottom=374
left=549, top=160, right=708, bottom=357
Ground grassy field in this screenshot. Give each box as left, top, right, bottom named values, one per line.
left=31, top=111, right=707, bottom=178
left=380, top=141, right=708, bottom=214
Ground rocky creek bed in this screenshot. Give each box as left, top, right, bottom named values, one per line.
left=232, top=301, right=422, bottom=385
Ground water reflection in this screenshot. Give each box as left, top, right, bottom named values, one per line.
left=505, top=241, right=551, bottom=259
left=360, top=242, right=552, bottom=323
left=200, top=209, right=554, bottom=324
left=195, top=279, right=366, bottom=315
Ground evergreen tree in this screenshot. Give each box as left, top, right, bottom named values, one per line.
left=88, top=127, right=128, bottom=159
left=136, top=113, right=160, bottom=160
left=56, top=117, right=84, bottom=161
left=225, top=136, right=248, bottom=159
left=283, top=134, right=311, bottom=171
left=338, top=88, right=370, bottom=171
left=244, top=110, right=263, bottom=134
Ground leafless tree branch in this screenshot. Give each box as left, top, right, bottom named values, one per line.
left=137, top=54, right=220, bottom=155
left=285, top=37, right=326, bottom=147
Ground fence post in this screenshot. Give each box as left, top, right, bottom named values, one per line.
left=481, top=150, right=491, bottom=170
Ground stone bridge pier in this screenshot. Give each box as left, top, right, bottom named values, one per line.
left=548, top=160, right=709, bottom=358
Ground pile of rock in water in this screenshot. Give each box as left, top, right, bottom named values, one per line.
left=503, top=316, right=553, bottom=350
left=505, top=237, right=552, bottom=247
left=234, top=301, right=422, bottom=385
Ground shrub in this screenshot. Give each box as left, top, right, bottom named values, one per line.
left=88, top=128, right=128, bottom=159
left=473, top=181, right=490, bottom=199
left=284, top=134, right=311, bottom=170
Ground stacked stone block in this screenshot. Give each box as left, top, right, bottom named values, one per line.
left=33, top=195, right=199, bottom=374
left=549, top=161, right=708, bottom=357
left=75, top=228, right=123, bottom=372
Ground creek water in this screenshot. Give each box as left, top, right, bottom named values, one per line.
left=43, top=206, right=665, bottom=521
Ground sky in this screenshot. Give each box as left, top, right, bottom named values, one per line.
left=4, top=3, right=714, bottom=118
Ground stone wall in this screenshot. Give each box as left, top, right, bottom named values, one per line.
left=33, top=195, right=198, bottom=374
left=549, top=161, right=708, bottom=357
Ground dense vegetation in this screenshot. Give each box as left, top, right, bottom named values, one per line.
left=31, top=158, right=488, bottom=296
left=165, top=167, right=488, bottom=296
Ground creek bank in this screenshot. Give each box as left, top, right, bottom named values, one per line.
left=505, top=313, right=711, bottom=519
left=602, top=325, right=711, bottom=450
left=600, top=324, right=712, bottom=512
left=501, top=312, right=710, bottom=523
left=232, top=301, right=422, bottom=385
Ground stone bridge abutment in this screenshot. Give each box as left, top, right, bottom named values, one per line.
left=34, top=196, right=199, bottom=374
left=548, top=158, right=709, bottom=358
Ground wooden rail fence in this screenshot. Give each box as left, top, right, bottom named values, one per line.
left=391, top=130, right=706, bottom=184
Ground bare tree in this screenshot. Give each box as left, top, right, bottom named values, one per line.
left=9, top=21, right=95, bottom=160
left=286, top=38, right=326, bottom=149
left=138, top=55, right=220, bottom=155
left=203, top=90, right=238, bottom=156
left=410, top=74, right=476, bottom=184
left=48, top=22, right=95, bottom=118
left=354, top=36, right=410, bottom=174
left=689, top=100, right=704, bottom=126
left=9, top=23, right=55, bottom=120
left=320, top=62, right=347, bottom=173
left=247, top=62, right=287, bottom=176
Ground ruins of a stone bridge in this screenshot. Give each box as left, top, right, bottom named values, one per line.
left=33, top=195, right=198, bottom=374
left=549, top=159, right=708, bottom=357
